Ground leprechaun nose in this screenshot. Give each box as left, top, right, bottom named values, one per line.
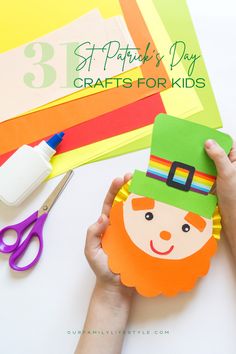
left=160, top=231, right=172, bottom=240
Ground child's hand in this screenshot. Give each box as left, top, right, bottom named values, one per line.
left=77, top=175, right=134, bottom=354
left=205, top=139, right=236, bottom=260
left=84, top=173, right=134, bottom=295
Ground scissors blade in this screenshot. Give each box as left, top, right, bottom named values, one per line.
left=38, top=170, right=73, bottom=216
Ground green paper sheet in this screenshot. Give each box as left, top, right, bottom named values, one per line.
left=153, top=0, right=222, bottom=128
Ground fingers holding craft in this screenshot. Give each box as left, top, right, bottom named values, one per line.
left=205, top=139, right=233, bottom=178
left=85, top=214, right=109, bottom=259
left=101, top=173, right=132, bottom=217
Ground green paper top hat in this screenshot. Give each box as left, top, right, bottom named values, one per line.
left=129, top=114, right=232, bottom=219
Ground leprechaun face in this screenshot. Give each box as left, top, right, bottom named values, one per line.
left=123, top=193, right=213, bottom=260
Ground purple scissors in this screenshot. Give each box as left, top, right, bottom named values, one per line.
left=0, top=170, right=73, bottom=272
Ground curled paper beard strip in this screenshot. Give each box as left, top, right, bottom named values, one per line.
left=101, top=182, right=221, bottom=297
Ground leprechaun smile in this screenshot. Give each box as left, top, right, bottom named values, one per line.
left=150, top=240, right=174, bottom=255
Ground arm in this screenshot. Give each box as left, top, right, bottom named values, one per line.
left=75, top=174, right=134, bottom=354
left=205, top=139, right=236, bottom=261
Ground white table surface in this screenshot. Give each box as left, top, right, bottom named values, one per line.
left=0, top=1, right=236, bottom=353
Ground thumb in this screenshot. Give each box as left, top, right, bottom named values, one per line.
left=204, top=139, right=232, bottom=178
left=229, top=141, right=236, bottom=164
left=85, top=214, right=109, bottom=256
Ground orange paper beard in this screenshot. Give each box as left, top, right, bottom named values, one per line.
left=102, top=201, right=218, bottom=297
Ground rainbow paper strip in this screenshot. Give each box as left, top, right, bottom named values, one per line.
left=147, top=155, right=216, bottom=195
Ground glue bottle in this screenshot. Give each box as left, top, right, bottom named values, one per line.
left=0, top=132, right=64, bottom=206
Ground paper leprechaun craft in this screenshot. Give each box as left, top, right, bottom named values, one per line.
left=101, top=114, right=233, bottom=297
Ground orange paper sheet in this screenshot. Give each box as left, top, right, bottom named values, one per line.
left=0, top=94, right=165, bottom=165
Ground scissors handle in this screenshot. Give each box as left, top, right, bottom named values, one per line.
left=0, top=211, right=38, bottom=253
left=8, top=213, right=48, bottom=272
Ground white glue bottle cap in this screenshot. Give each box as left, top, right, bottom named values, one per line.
left=0, top=132, right=65, bottom=206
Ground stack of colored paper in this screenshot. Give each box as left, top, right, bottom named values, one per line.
left=0, top=0, right=222, bottom=178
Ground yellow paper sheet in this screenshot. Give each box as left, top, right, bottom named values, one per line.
left=49, top=124, right=153, bottom=179
left=0, top=0, right=142, bottom=116
left=0, top=1, right=123, bottom=51
left=25, top=68, right=141, bottom=115
left=136, top=0, right=203, bottom=118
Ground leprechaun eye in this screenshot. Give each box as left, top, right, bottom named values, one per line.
left=182, top=223, right=190, bottom=232
left=145, top=212, right=154, bottom=221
